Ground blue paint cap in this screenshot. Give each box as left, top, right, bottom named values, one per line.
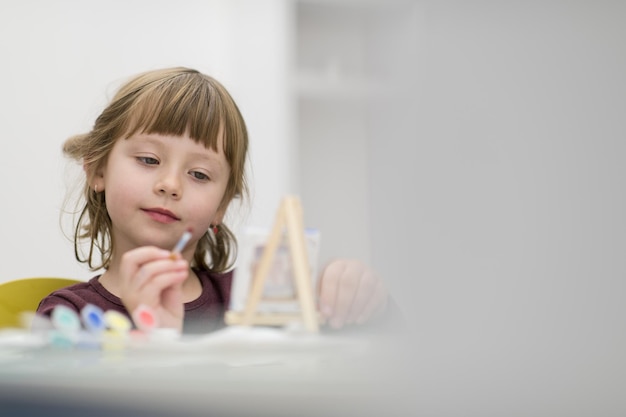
left=81, top=304, right=106, bottom=333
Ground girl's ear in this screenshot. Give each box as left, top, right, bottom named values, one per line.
left=84, top=162, right=105, bottom=193
left=213, top=209, right=226, bottom=226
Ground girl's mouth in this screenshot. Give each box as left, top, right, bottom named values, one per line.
left=142, top=208, right=180, bottom=224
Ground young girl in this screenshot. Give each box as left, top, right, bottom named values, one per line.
left=37, top=67, right=389, bottom=334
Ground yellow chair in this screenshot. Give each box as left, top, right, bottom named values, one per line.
left=0, top=277, right=82, bottom=328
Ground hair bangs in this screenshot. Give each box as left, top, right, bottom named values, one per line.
left=123, top=73, right=224, bottom=151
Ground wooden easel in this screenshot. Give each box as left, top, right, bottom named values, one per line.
left=225, top=196, right=319, bottom=332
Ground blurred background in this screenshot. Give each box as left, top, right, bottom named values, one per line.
left=1, top=0, right=626, bottom=415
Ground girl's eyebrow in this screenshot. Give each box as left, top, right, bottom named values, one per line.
left=190, top=152, right=225, bottom=169
left=128, top=134, right=164, bottom=145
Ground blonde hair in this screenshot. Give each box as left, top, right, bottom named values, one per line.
left=63, top=67, right=248, bottom=272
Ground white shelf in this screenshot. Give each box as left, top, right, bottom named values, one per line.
left=293, top=0, right=410, bottom=101
left=291, top=0, right=416, bottom=264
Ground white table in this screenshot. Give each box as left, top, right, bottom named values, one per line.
left=0, top=326, right=414, bottom=417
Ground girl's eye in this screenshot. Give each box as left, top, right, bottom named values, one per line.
left=137, top=156, right=159, bottom=165
left=190, top=171, right=210, bottom=181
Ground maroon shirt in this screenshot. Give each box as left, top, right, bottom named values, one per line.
left=36, top=268, right=233, bottom=334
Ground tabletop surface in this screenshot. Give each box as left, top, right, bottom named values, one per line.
left=0, top=325, right=414, bottom=417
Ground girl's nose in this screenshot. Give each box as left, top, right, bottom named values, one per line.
left=155, top=172, right=182, bottom=198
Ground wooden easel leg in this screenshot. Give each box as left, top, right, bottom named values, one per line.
left=284, top=197, right=319, bottom=332
left=241, top=204, right=286, bottom=325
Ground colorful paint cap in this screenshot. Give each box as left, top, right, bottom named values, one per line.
left=103, top=310, right=132, bottom=333
left=22, top=312, right=53, bottom=332
left=48, top=330, right=76, bottom=349
left=132, top=304, right=158, bottom=332
left=81, top=304, right=106, bottom=333
left=102, top=329, right=127, bottom=351
left=51, top=305, right=81, bottom=334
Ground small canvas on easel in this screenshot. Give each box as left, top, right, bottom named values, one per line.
left=225, top=196, right=321, bottom=332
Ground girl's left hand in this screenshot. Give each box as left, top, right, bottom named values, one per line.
left=317, top=259, right=388, bottom=329
left=117, top=246, right=188, bottom=332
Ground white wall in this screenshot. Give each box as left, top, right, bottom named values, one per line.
left=0, top=0, right=292, bottom=281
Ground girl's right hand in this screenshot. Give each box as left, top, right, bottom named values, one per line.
left=117, top=246, right=189, bottom=332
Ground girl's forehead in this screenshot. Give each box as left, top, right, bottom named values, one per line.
left=120, top=111, right=224, bottom=145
